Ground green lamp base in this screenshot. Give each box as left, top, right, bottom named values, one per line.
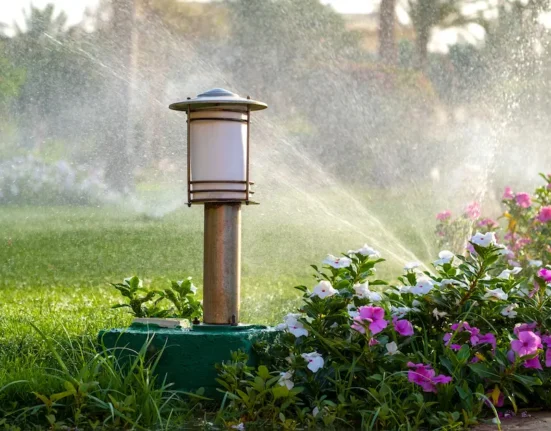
left=99, top=323, right=276, bottom=398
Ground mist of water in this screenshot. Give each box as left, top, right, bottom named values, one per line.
left=2, top=0, right=551, bottom=274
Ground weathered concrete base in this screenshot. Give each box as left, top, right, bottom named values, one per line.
left=99, top=323, right=276, bottom=398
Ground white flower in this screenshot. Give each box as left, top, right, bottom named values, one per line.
left=311, top=280, right=338, bottom=299
left=232, top=424, right=245, bottom=431
left=190, top=284, right=198, bottom=294
left=396, top=285, right=410, bottom=294
left=312, top=407, right=320, bottom=417
left=501, top=304, right=518, bottom=318
left=529, top=260, right=543, bottom=268
left=484, top=287, right=508, bottom=301
left=409, top=277, right=435, bottom=295
left=515, top=287, right=530, bottom=297
left=353, top=282, right=382, bottom=302
left=439, top=279, right=468, bottom=289
left=433, top=250, right=454, bottom=266
left=470, top=232, right=497, bottom=248
left=496, top=245, right=511, bottom=256
left=347, top=304, right=359, bottom=318
left=412, top=300, right=421, bottom=307
left=283, top=313, right=308, bottom=337
left=497, top=267, right=522, bottom=279
left=278, top=371, right=294, bottom=390
left=302, top=352, right=324, bottom=373
left=432, top=308, right=448, bottom=320
left=323, top=254, right=352, bottom=269
left=385, top=341, right=399, bottom=355
left=404, top=261, right=421, bottom=271
left=391, top=306, right=411, bottom=318
left=356, top=244, right=381, bottom=258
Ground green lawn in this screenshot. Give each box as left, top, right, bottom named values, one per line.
left=0, top=203, right=439, bottom=418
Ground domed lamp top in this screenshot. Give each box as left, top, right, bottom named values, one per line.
left=169, top=88, right=267, bottom=112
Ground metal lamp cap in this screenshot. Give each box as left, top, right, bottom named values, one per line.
left=169, top=88, right=267, bottom=112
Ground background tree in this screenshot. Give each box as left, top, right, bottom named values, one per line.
left=379, top=0, right=397, bottom=64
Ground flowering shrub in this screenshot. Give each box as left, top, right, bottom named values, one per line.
left=436, top=173, right=551, bottom=275
left=217, top=238, right=551, bottom=429
left=0, top=156, right=109, bottom=205
left=500, top=174, right=551, bottom=270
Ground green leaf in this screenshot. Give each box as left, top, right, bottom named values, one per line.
left=468, top=363, right=498, bottom=379
left=456, top=386, right=470, bottom=400
left=370, top=280, right=389, bottom=285
left=512, top=374, right=542, bottom=388
left=457, top=344, right=471, bottom=363
left=257, top=365, right=271, bottom=380
left=272, top=385, right=289, bottom=399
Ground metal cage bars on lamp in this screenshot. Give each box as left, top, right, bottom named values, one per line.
left=171, top=88, right=266, bottom=206
left=185, top=106, right=253, bottom=206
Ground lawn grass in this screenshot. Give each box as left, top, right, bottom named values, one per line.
left=0, top=203, right=439, bottom=422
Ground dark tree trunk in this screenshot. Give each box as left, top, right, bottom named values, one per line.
left=103, top=0, right=135, bottom=194
left=415, top=24, right=430, bottom=71
left=378, top=0, right=397, bottom=64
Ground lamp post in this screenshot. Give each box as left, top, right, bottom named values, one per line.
left=101, top=88, right=272, bottom=398
left=169, top=88, right=267, bottom=325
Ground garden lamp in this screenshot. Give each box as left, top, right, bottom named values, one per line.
left=169, top=88, right=267, bottom=325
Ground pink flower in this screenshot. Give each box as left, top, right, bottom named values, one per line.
left=511, top=331, right=541, bottom=357
left=503, top=187, right=514, bottom=200
left=407, top=363, right=452, bottom=393
left=546, top=349, right=551, bottom=367
left=432, top=375, right=453, bottom=384
left=478, top=333, right=497, bottom=350
left=468, top=327, right=481, bottom=345
left=537, top=207, right=551, bottom=223
left=352, top=306, right=388, bottom=335
left=515, top=193, right=531, bottom=208
left=436, top=210, right=452, bottom=221
left=393, top=317, right=414, bottom=336
left=477, top=218, right=499, bottom=229
left=514, top=322, right=538, bottom=336
left=507, top=349, right=515, bottom=363
left=465, top=201, right=481, bottom=219
left=541, top=334, right=551, bottom=347
left=451, top=322, right=470, bottom=332
left=486, top=389, right=504, bottom=407
left=524, top=357, right=543, bottom=370
left=538, top=268, right=551, bottom=283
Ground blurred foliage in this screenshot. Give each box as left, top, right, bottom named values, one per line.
left=0, top=42, right=25, bottom=108
left=0, top=0, right=550, bottom=196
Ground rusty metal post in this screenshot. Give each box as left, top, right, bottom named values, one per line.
left=203, top=203, right=241, bottom=324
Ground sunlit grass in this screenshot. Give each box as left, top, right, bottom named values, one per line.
left=0, top=203, right=438, bottom=415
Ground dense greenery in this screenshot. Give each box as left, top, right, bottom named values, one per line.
left=0, top=176, right=550, bottom=429
left=215, top=174, right=551, bottom=428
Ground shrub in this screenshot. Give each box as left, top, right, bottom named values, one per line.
left=111, top=276, right=203, bottom=321
left=436, top=173, right=551, bottom=273
left=0, top=156, right=109, bottom=205
left=217, top=238, right=551, bottom=429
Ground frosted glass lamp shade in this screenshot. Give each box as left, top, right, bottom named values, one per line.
left=168, top=88, right=267, bottom=205
left=190, top=110, right=248, bottom=201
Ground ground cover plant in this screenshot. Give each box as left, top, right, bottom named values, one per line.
left=217, top=237, right=551, bottom=430
left=0, top=176, right=550, bottom=429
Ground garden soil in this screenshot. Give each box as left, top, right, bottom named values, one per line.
left=474, top=412, right=551, bottom=430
